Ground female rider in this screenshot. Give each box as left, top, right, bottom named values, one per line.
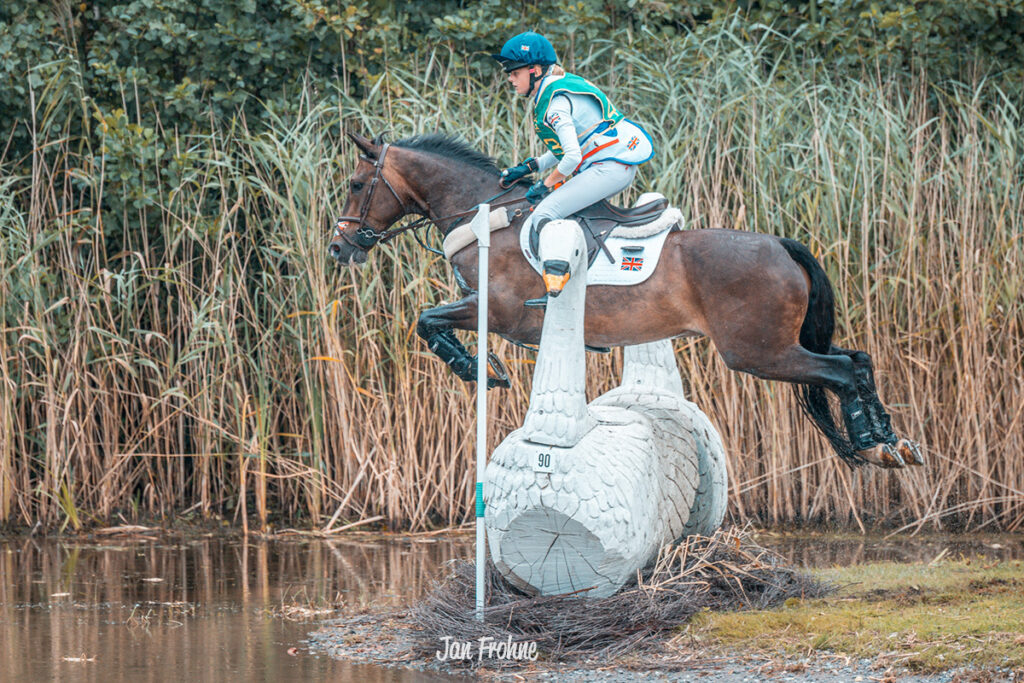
left=492, top=31, right=655, bottom=305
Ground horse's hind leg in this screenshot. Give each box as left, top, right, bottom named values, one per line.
left=723, top=345, right=905, bottom=468
left=830, top=346, right=923, bottom=465
left=416, top=296, right=510, bottom=389
left=829, top=347, right=895, bottom=443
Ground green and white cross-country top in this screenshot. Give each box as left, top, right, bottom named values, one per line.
left=532, top=72, right=654, bottom=176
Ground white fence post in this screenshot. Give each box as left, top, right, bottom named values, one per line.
left=469, top=203, right=491, bottom=622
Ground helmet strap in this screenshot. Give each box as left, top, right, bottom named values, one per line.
left=526, top=65, right=548, bottom=98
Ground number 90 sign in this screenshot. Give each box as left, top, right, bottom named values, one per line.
left=533, top=451, right=554, bottom=473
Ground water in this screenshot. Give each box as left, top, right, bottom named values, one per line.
left=1, top=529, right=1021, bottom=682
left=758, top=530, right=1024, bottom=567
left=0, top=532, right=470, bottom=682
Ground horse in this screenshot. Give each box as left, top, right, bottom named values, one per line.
left=328, top=131, right=922, bottom=469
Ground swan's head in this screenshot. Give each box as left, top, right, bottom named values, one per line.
left=537, top=219, right=586, bottom=297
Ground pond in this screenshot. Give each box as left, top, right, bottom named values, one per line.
left=1, top=529, right=1021, bottom=681
left=0, top=530, right=469, bottom=682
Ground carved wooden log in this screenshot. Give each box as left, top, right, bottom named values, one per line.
left=591, top=341, right=729, bottom=538
left=484, top=220, right=728, bottom=598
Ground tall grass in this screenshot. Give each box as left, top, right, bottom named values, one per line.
left=1, top=30, right=1021, bottom=532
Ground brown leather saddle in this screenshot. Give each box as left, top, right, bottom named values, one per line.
left=528, top=197, right=673, bottom=266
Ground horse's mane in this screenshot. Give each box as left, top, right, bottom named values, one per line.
left=392, top=133, right=500, bottom=175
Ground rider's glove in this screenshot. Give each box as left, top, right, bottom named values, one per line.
left=525, top=179, right=551, bottom=204
left=500, top=158, right=538, bottom=187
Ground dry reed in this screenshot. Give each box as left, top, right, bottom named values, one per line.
left=0, top=31, right=1021, bottom=532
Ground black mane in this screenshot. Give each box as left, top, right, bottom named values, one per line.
left=392, top=133, right=500, bottom=175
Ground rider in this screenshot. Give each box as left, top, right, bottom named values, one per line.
left=492, top=31, right=655, bottom=306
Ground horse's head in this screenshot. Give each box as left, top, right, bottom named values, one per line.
left=328, top=132, right=410, bottom=266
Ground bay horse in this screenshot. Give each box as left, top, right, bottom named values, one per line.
left=328, top=132, right=922, bottom=469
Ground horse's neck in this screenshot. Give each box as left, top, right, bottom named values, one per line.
left=407, top=162, right=518, bottom=236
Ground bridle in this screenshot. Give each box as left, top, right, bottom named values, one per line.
left=332, top=143, right=409, bottom=250
left=332, top=143, right=530, bottom=257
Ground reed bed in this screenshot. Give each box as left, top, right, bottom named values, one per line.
left=1, top=31, right=1021, bottom=532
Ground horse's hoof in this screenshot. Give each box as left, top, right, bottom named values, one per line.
left=859, top=443, right=905, bottom=468
left=485, top=352, right=511, bottom=390
left=896, top=439, right=925, bottom=466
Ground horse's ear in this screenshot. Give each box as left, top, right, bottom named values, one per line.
left=371, top=132, right=388, bottom=146
left=347, top=131, right=379, bottom=159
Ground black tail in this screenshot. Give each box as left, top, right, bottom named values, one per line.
left=778, top=238, right=863, bottom=466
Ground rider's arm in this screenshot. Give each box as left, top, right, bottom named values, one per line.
left=535, top=151, right=558, bottom=172
left=538, top=95, right=580, bottom=187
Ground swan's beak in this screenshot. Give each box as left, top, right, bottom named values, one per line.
left=541, top=259, right=571, bottom=297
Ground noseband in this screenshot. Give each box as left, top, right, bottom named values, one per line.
left=333, top=143, right=407, bottom=249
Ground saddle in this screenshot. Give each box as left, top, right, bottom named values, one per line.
left=529, top=197, right=672, bottom=266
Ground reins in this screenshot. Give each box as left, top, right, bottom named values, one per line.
left=379, top=186, right=528, bottom=255
left=334, top=144, right=530, bottom=257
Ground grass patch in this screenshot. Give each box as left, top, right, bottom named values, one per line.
left=681, top=558, right=1024, bottom=673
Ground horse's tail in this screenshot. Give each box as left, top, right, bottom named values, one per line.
left=778, top=238, right=860, bottom=464
left=779, top=238, right=834, bottom=353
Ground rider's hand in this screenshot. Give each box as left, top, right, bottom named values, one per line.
left=500, top=158, right=538, bottom=187
left=525, top=179, right=551, bottom=204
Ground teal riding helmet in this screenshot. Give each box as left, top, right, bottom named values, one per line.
left=492, top=32, right=558, bottom=72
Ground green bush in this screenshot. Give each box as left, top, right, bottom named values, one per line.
left=1, top=0, right=1020, bottom=284
left=2, top=1, right=1021, bottom=166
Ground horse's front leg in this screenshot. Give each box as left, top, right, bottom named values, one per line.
left=416, top=295, right=511, bottom=389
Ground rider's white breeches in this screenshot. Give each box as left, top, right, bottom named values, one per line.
left=532, top=161, right=637, bottom=226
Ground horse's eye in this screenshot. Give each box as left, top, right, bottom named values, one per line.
left=350, top=181, right=364, bottom=193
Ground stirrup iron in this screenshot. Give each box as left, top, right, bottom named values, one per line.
left=524, top=293, right=548, bottom=309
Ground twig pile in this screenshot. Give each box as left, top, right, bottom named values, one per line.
left=409, top=526, right=833, bottom=667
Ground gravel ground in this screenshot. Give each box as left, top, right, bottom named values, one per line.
left=306, top=614, right=1021, bottom=682
left=520, top=660, right=997, bottom=682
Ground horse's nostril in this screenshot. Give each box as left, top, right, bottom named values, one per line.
left=328, top=243, right=341, bottom=258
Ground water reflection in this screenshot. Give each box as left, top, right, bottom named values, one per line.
left=757, top=532, right=1024, bottom=568
left=1, top=529, right=1021, bottom=681
left=0, top=533, right=469, bottom=682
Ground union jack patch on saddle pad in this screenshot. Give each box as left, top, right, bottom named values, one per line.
left=627, top=136, right=640, bottom=150
left=620, top=255, right=644, bottom=271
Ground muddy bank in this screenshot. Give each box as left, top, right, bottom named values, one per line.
left=308, top=611, right=1020, bottom=682
left=307, top=531, right=1024, bottom=682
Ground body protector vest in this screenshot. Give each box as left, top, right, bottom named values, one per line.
left=533, top=74, right=623, bottom=159
left=533, top=73, right=654, bottom=171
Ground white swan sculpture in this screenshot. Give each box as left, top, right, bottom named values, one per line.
left=484, top=218, right=728, bottom=598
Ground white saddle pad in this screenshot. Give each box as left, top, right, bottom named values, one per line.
left=519, top=199, right=684, bottom=287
